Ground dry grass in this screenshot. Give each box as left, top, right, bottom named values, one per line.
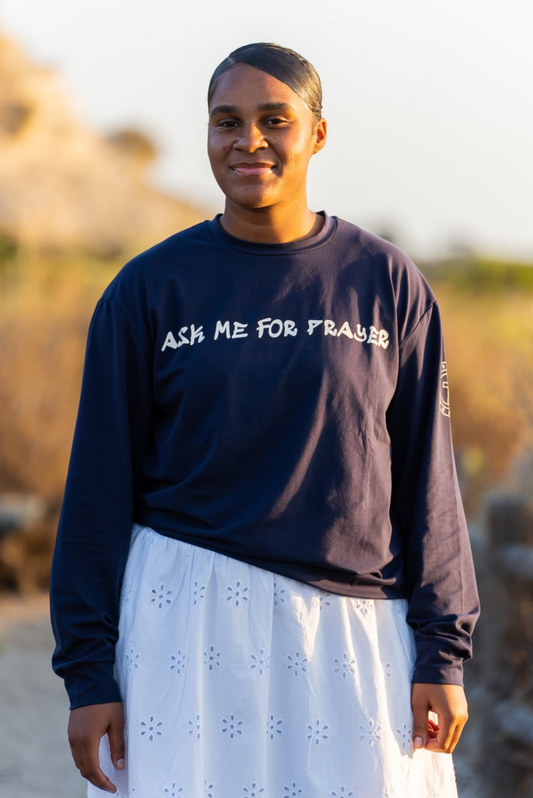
left=431, top=278, right=533, bottom=514
left=0, top=250, right=120, bottom=592
left=0, top=249, right=120, bottom=500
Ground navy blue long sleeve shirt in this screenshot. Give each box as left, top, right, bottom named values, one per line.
left=49, top=210, right=480, bottom=709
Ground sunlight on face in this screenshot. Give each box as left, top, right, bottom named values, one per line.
left=207, top=63, right=326, bottom=212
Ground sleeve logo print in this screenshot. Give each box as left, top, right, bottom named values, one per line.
left=161, top=317, right=390, bottom=351
left=439, top=361, right=451, bottom=417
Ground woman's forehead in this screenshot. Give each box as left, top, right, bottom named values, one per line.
left=209, top=63, right=304, bottom=112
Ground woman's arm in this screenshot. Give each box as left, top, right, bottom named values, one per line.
left=49, top=297, right=153, bottom=710
left=386, top=299, right=480, bottom=745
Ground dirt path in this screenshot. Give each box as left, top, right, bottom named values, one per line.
left=0, top=593, right=482, bottom=798
left=0, top=594, right=85, bottom=798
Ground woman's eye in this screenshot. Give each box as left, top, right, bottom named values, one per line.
left=217, top=118, right=286, bottom=129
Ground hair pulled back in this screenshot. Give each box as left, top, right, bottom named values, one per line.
left=207, top=42, right=323, bottom=124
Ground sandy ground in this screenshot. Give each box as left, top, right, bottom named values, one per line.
left=0, top=593, right=483, bottom=798
left=0, top=594, right=85, bottom=798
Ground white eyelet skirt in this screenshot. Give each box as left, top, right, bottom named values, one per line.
left=88, top=522, right=458, bottom=798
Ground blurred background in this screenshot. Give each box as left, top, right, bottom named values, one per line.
left=0, top=0, right=532, bottom=795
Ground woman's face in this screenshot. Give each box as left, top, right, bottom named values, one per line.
left=207, top=63, right=326, bottom=212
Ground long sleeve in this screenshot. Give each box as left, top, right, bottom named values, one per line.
left=386, top=300, right=480, bottom=686
left=50, top=297, right=153, bottom=709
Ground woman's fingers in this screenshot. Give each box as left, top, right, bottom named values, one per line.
left=108, top=711, right=126, bottom=770
left=68, top=702, right=124, bottom=792
left=425, top=716, right=456, bottom=753
left=427, top=718, right=438, bottom=739
left=69, top=742, right=85, bottom=779
left=447, top=721, right=465, bottom=754
left=411, top=683, right=468, bottom=754
left=79, top=740, right=117, bottom=793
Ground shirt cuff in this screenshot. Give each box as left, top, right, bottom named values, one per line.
left=63, top=661, right=123, bottom=710
left=412, top=641, right=466, bottom=686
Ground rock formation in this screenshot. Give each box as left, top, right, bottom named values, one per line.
left=0, top=29, right=208, bottom=256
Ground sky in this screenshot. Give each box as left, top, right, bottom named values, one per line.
left=1, top=0, right=532, bottom=261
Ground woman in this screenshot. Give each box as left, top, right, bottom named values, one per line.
left=50, top=42, right=480, bottom=798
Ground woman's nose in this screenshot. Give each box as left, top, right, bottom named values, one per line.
left=234, top=123, right=267, bottom=151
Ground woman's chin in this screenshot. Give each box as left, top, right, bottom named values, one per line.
left=225, top=187, right=279, bottom=210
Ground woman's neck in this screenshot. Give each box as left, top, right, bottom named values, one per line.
left=219, top=199, right=324, bottom=244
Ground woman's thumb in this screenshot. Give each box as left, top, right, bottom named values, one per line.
left=411, top=690, right=429, bottom=750
left=108, top=714, right=126, bottom=770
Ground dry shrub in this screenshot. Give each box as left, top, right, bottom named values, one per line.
left=0, top=249, right=120, bottom=499
left=0, top=250, right=119, bottom=592
left=0, top=512, right=60, bottom=595
left=433, top=282, right=533, bottom=514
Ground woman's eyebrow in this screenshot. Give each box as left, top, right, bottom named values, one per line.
left=209, top=102, right=294, bottom=118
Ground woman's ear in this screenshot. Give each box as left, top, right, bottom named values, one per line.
left=312, top=118, right=327, bottom=155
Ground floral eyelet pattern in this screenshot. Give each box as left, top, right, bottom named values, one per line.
left=204, top=645, right=221, bottom=670
left=312, top=590, right=333, bottom=610
left=333, top=652, right=356, bottom=679
left=358, top=718, right=382, bottom=746
left=139, top=715, right=163, bottom=741
left=124, top=647, right=140, bottom=673
left=188, top=712, right=201, bottom=740
left=249, top=648, right=270, bottom=675
left=119, top=579, right=133, bottom=609
left=163, top=783, right=184, bottom=797
left=221, top=713, right=244, bottom=738
left=150, top=584, right=172, bottom=608
left=351, top=598, right=373, bottom=616
left=306, top=719, right=329, bottom=745
left=225, top=580, right=249, bottom=606
left=242, top=782, right=265, bottom=796
left=266, top=713, right=284, bottom=739
left=170, top=650, right=186, bottom=673
left=191, top=580, right=206, bottom=605
left=283, top=782, right=303, bottom=797
left=286, top=651, right=309, bottom=676
left=95, top=524, right=459, bottom=798
left=396, top=722, right=412, bottom=749
left=273, top=580, right=287, bottom=606
left=380, top=658, right=392, bottom=678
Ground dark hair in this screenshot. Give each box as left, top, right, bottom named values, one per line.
left=207, top=42, right=323, bottom=124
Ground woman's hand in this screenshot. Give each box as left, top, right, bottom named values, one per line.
left=411, top=683, right=468, bottom=754
left=67, top=701, right=125, bottom=793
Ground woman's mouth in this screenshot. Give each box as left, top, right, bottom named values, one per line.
left=230, top=164, right=275, bottom=176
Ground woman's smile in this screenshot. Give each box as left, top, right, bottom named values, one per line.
left=230, top=163, right=276, bottom=177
